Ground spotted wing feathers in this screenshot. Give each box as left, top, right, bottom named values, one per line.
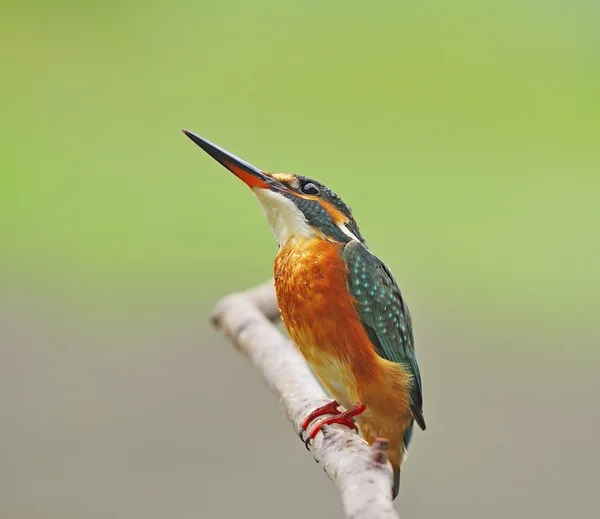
left=342, top=240, right=425, bottom=430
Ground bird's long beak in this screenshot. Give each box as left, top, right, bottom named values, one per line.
left=182, top=129, right=278, bottom=191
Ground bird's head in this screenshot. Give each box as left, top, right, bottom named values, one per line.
left=183, top=130, right=364, bottom=247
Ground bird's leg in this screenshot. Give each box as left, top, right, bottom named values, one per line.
left=306, top=402, right=367, bottom=441
left=300, top=400, right=342, bottom=432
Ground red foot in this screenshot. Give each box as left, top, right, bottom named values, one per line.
left=307, top=402, right=367, bottom=441
left=300, top=400, right=341, bottom=431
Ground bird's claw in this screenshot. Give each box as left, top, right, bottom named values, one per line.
left=300, top=400, right=341, bottom=431
left=299, top=400, right=341, bottom=445
left=301, top=402, right=366, bottom=448
left=304, top=432, right=313, bottom=450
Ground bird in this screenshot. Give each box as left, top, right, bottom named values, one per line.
left=182, top=129, right=425, bottom=499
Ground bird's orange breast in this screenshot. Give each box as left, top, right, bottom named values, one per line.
left=274, top=238, right=381, bottom=407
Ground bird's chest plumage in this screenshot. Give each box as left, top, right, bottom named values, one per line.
left=274, top=238, right=377, bottom=406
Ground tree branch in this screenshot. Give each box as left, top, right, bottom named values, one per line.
left=211, top=280, right=400, bottom=519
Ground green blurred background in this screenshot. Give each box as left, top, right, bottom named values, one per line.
left=1, top=1, right=598, bottom=518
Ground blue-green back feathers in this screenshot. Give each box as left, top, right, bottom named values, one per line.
left=342, top=240, right=426, bottom=430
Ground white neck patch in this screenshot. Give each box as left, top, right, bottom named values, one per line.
left=253, top=188, right=316, bottom=246
left=338, top=222, right=360, bottom=242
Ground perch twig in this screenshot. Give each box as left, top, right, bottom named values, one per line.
left=211, top=280, right=400, bottom=519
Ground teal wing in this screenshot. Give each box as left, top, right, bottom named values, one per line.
left=342, top=240, right=425, bottom=430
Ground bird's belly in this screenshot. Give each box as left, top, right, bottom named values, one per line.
left=290, top=333, right=359, bottom=410
left=292, top=327, right=413, bottom=469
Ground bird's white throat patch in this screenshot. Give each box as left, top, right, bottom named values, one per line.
left=253, top=188, right=315, bottom=246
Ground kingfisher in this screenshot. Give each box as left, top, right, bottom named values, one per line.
left=182, top=129, right=425, bottom=499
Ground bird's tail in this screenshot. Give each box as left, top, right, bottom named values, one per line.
left=392, top=468, right=401, bottom=500
left=392, top=420, right=415, bottom=499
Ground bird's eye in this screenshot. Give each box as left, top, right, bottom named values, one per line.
left=301, top=182, right=320, bottom=195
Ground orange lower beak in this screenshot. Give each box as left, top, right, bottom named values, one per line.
left=182, top=129, right=273, bottom=190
